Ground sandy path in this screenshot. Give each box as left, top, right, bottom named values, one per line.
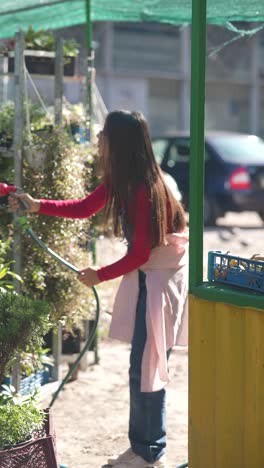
left=50, top=341, right=188, bottom=468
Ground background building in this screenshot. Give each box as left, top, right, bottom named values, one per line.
left=1, top=22, right=264, bottom=136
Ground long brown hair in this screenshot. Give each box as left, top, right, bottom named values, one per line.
left=101, top=110, right=186, bottom=246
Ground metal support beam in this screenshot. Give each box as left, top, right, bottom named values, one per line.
left=51, top=324, right=62, bottom=382
left=12, top=31, right=25, bottom=391
left=180, top=26, right=191, bottom=131
left=249, top=35, right=260, bottom=135
left=102, top=22, right=114, bottom=109
left=189, top=0, right=207, bottom=290
left=85, top=0, right=94, bottom=139
left=54, top=37, right=64, bottom=126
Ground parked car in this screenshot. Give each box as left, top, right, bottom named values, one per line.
left=162, top=171, right=182, bottom=202
left=152, top=131, right=264, bottom=225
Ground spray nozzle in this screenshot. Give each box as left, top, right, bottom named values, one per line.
left=0, top=182, right=29, bottom=211
left=0, top=183, right=17, bottom=196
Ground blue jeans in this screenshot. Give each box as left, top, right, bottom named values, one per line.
left=129, top=271, right=171, bottom=463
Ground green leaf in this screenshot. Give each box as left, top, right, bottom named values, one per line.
left=0, top=267, right=8, bottom=279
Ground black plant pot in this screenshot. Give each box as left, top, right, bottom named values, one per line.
left=8, top=55, right=75, bottom=76
left=62, top=327, right=81, bottom=354
left=0, top=132, right=13, bottom=149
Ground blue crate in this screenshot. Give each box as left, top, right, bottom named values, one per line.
left=1, top=366, right=52, bottom=395
left=208, top=251, right=264, bottom=293
left=19, top=369, right=50, bottom=395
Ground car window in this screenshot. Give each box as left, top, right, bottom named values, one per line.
left=210, top=135, right=264, bottom=164
left=167, top=139, right=190, bottom=167
left=152, top=139, right=168, bottom=165
left=167, top=139, right=211, bottom=167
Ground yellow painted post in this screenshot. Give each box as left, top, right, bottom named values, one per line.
left=189, top=295, right=264, bottom=468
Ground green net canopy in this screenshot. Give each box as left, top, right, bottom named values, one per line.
left=0, top=0, right=263, bottom=39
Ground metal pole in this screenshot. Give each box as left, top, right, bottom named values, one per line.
left=53, top=35, right=64, bottom=382
left=51, top=324, right=62, bottom=382
left=85, top=0, right=99, bottom=363
left=180, top=26, right=191, bottom=131
left=85, top=0, right=94, bottom=141
left=102, top=22, right=114, bottom=109
left=189, top=0, right=207, bottom=290
left=249, top=35, right=260, bottom=135
left=12, top=31, right=25, bottom=391
left=54, top=36, right=64, bottom=126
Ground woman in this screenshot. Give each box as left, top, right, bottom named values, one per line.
left=10, top=111, right=189, bottom=468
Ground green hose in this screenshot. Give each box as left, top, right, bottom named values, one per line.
left=49, top=285, right=99, bottom=407
left=18, top=215, right=100, bottom=407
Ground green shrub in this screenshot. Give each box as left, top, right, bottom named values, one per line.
left=0, top=291, right=51, bottom=383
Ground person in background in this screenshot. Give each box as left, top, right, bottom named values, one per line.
left=9, top=110, right=189, bottom=468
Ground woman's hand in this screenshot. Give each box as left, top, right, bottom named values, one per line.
left=8, top=193, right=40, bottom=213
left=78, top=267, right=100, bottom=288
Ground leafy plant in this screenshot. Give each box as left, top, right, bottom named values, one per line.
left=0, top=261, right=22, bottom=292
left=0, top=385, right=45, bottom=449
left=0, top=100, right=86, bottom=145
left=0, top=290, right=51, bottom=384
left=0, top=99, right=102, bottom=330
left=0, top=240, right=22, bottom=292
left=22, top=126, right=100, bottom=328
left=20, top=347, right=54, bottom=377
left=0, top=101, right=15, bottom=146
left=0, top=384, right=40, bottom=406
left=0, top=101, right=53, bottom=150
left=25, top=26, right=80, bottom=58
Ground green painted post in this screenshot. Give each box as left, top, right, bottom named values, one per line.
left=85, top=0, right=92, bottom=49
left=85, top=0, right=94, bottom=137
left=189, top=0, right=207, bottom=291
left=85, top=1, right=99, bottom=364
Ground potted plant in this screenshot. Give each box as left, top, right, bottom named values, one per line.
left=0, top=386, right=59, bottom=467
left=0, top=257, right=58, bottom=467
left=0, top=386, right=46, bottom=448
left=8, top=27, right=79, bottom=76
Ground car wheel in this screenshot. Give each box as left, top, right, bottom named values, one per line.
left=204, top=197, right=218, bottom=226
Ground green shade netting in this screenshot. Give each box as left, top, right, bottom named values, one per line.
left=0, top=0, right=263, bottom=39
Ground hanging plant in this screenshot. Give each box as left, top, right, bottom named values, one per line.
left=22, top=126, right=101, bottom=328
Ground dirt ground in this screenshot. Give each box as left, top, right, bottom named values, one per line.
left=42, top=212, right=263, bottom=468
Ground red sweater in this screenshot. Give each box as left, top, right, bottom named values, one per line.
left=39, top=183, right=153, bottom=282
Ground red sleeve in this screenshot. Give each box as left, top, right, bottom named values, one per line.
left=97, top=185, right=152, bottom=281
left=38, top=184, right=106, bottom=219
